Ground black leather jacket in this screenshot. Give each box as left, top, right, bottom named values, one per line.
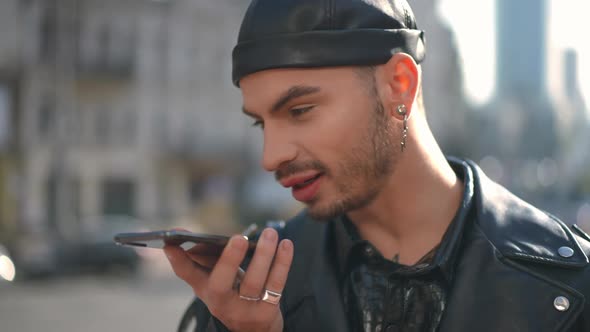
left=179, top=160, right=590, bottom=332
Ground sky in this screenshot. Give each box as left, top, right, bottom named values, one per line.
left=437, top=0, right=590, bottom=112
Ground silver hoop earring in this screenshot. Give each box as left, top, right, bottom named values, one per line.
left=396, top=105, right=408, bottom=152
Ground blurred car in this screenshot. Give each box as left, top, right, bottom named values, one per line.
left=0, top=243, right=16, bottom=282
left=62, top=215, right=149, bottom=275
left=11, top=230, right=62, bottom=279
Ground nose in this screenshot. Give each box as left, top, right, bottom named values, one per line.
left=261, top=127, right=297, bottom=172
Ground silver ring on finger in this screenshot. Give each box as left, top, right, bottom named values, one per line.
left=239, top=294, right=261, bottom=302
left=261, top=289, right=282, bottom=305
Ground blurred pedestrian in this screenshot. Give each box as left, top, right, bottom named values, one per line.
left=165, top=0, right=590, bottom=331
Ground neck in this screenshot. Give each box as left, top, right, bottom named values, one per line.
left=347, top=114, right=464, bottom=265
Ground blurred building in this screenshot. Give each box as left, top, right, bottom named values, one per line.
left=490, top=0, right=559, bottom=161
left=0, top=0, right=271, bottom=243
left=0, top=0, right=22, bottom=241
left=468, top=0, right=590, bottom=214
left=554, top=50, right=590, bottom=196
left=467, top=0, right=557, bottom=195
left=496, top=0, right=547, bottom=99
left=411, top=0, right=472, bottom=157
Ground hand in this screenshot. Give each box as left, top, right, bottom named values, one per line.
left=164, top=228, right=294, bottom=332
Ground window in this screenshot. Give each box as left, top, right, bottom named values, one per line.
left=45, top=174, right=80, bottom=230
left=101, top=178, right=136, bottom=217
left=39, top=4, right=57, bottom=63
left=38, top=97, right=56, bottom=139
left=93, top=104, right=110, bottom=145
left=98, top=25, right=111, bottom=69
left=0, top=85, right=11, bottom=149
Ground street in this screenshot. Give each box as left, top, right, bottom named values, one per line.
left=0, top=256, right=194, bottom=332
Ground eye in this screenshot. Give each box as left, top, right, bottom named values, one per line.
left=289, top=105, right=314, bottom=118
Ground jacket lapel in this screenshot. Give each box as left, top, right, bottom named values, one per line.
left=310, top=224, right=351, bottom=332
left=438, top=226, right=584, bottom=332
left=281, top=216, right=350, bottom=332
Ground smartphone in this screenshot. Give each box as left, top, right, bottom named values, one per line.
left=114, top=230, right=257, bottom=252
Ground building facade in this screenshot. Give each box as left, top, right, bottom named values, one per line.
left=1, top=0, right=264, bottom=245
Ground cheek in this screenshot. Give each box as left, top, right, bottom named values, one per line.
left=319, top=100, right=374, bottom=144
left=305, top=111, right=361, bottom=152
left=298, top=103, right=373, bottom=169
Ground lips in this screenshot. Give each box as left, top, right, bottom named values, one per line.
left=279, top=172, right=322, bottom=188
left=293, top=174, right=322, bottom=189
left=279, top=173, right=323, bottom=202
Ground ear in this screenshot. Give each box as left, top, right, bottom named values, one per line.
left=380, top=53, right=419, bottom=118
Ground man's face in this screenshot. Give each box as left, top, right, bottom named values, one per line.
left=240, top=67, right=401, bottom=220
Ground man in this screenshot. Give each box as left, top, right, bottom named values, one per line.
left=165, top=0, right=590, bottom=331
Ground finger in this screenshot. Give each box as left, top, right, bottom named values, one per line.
left=207, top=235, right=249, bottom=303
left=187, top=243, right=225, bottom=257
left=186, top=251, right=219, bottom=269
left=164, top=244, right=209, bottom=294
left=261, top=239, right=293, bottom=308
left=238, top=228, right=278, bottom=298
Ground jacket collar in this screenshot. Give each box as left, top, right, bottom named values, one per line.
left=438, top=221, right=585, bottom=332
left=464, top=158, right=588, bottom=267
left=436, top=159, right=587, bottom=332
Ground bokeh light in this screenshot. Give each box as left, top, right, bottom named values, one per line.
left=0, top=255, right=16, bottom=282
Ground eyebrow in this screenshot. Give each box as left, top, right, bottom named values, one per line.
left=271, top=85, right=321, bottom=113
left=242, top=85, right=321, bottom=118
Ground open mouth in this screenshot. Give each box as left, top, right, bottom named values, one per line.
left=293, top=174, right=322, bottom=189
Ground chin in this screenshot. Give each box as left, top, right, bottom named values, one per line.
left=305, top=199, right=347, bottom=221
left=306, top=188, right=379, bottom=221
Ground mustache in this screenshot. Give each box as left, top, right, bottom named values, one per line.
left=275, top=160, right=327, bottom=181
